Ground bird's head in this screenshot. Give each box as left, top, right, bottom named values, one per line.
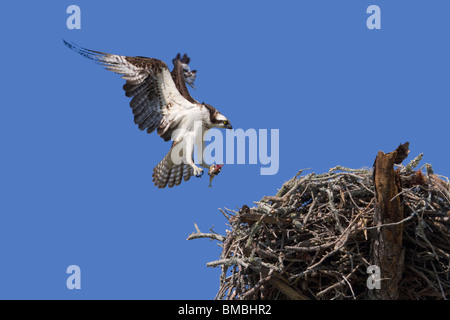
left=203, top=103, right=232, bottom=130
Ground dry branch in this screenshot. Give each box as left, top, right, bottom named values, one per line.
left=370, top=143, right=407, bottom=299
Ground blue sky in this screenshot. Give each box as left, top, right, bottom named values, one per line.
left=0, top=1, right=449, bottom=299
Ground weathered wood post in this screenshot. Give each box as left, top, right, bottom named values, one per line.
left=369, top=142, right=409, bottom=299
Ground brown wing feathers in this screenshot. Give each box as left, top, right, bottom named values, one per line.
left=65, top=41, right=198, bottom=188
left=123, top=75, right=163, bottom=134
left=171, top=54, right=196, bottom=103
left=64, top=41, right=168, bottom=136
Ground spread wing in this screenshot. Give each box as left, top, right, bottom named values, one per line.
left=64, top=41, right=195, bottom=142
left=171, top=53, right=197, bottom=103
left=152, top=142, right=194, bottom=188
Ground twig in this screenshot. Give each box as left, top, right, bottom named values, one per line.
left=187, top=223, right=225, bottom=242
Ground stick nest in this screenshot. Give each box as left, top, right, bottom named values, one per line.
left=188, top=157, right=450, bottom=300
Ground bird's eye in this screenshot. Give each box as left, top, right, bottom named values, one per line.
left=223, top=121, right=228, bottom=125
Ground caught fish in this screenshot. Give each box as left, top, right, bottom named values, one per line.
left=208, top=164, right=224, bottom=188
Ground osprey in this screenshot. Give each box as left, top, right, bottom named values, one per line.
left=64, top=41, right=232, bottom=188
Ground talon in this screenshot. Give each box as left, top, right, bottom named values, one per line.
left=194, top=167, right=204, bottom=178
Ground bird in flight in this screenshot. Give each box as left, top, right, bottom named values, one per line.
left=64, top=41, right=232, bottom=188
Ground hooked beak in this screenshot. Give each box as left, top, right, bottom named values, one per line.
left=225, top=123, right=233, bottom=130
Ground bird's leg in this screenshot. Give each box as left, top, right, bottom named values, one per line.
left=191, top=162, right=204, bottom=177
left=187, top=158, right=203, bottom=177
left=185, top=137, right=203, bottom=177
left=198, top=139, right=211, bottom=170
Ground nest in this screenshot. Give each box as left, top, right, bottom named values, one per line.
left=188, top=153, right=450, bottom=300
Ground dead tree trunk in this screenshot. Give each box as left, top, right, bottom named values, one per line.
left=369, top=143, right=409, bottom=299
